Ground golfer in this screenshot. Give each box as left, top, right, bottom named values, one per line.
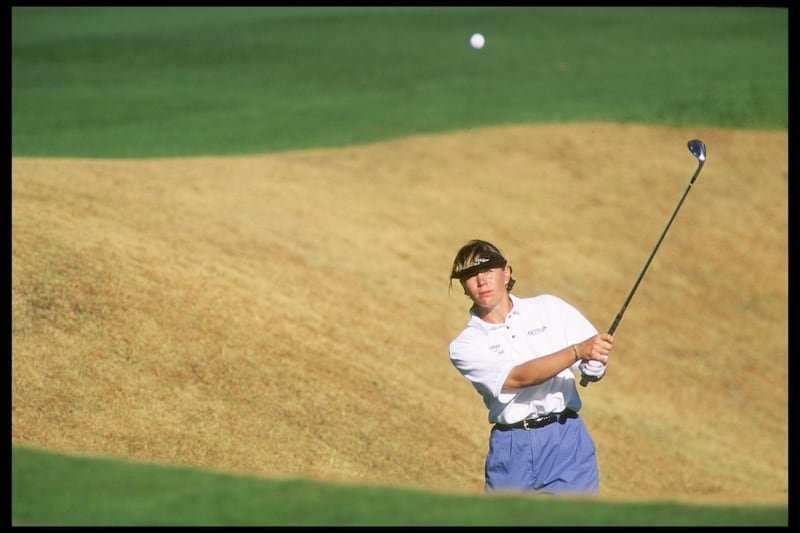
left=448, top=239, right=614, bottom=494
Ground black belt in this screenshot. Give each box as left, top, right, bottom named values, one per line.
left=493, top=409, right=578, bottom=431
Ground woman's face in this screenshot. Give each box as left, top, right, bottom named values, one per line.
left=461, top=264, right=510, bottom=309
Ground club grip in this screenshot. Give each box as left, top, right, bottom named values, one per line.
left=579, top=360, right=605, bottom=387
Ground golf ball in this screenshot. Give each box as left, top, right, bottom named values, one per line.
left=470, top=33, right=485, bottom=50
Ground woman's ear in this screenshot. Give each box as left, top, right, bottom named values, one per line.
left=504, top=265, right=515, bottom=290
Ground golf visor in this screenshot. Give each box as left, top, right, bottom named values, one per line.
left=451, top=252, right=507, bottom=281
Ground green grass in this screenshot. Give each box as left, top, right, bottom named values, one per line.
left=12, top=6, right=787, bottom=157
left=12, top=446, right=787, bottom=526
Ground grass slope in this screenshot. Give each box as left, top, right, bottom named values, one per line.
left=12, top=123, right=788, bottom=509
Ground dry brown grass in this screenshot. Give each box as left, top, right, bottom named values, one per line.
left=12, top=122, right=787, bottom=506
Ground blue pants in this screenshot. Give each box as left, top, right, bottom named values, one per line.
left=485, top=413, right=599, bottom=494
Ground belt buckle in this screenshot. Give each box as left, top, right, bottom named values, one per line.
left=522, top=413, right=554, bottom=430
left=522, top=416, right=541, bottom=430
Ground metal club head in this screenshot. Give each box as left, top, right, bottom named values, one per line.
left=688, top=139, right=706, bottom=162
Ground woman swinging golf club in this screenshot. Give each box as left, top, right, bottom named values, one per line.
left=448, top=239, right=613, bottom=494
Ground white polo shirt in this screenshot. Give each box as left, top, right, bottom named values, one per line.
left=449, top=293, right=598, bottom=425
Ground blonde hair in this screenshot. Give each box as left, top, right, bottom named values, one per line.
left=449, top=239, right=515, bottom=293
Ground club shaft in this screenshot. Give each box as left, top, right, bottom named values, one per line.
left=580, top=156, right=704, bottom=388
left=608, top=159, right=703, bottom=334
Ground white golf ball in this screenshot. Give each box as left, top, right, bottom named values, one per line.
left=470, top=33, right=485, bottom=50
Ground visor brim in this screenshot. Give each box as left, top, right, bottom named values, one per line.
left=451, top=254, right=507, bottom=281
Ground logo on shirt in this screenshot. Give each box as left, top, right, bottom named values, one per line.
left=489, top=343, right=505, bottom=355
left=528, top=326, right=547, bottom=336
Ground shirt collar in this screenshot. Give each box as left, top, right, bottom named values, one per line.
left=467, top=294, right=522, bottom=334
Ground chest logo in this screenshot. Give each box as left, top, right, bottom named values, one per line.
left=528, top=326, right=547, bottom=336
left=489, top=343, right=505, bottom=355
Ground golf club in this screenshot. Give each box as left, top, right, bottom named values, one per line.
left=580, top=139, right=707, bottom=387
